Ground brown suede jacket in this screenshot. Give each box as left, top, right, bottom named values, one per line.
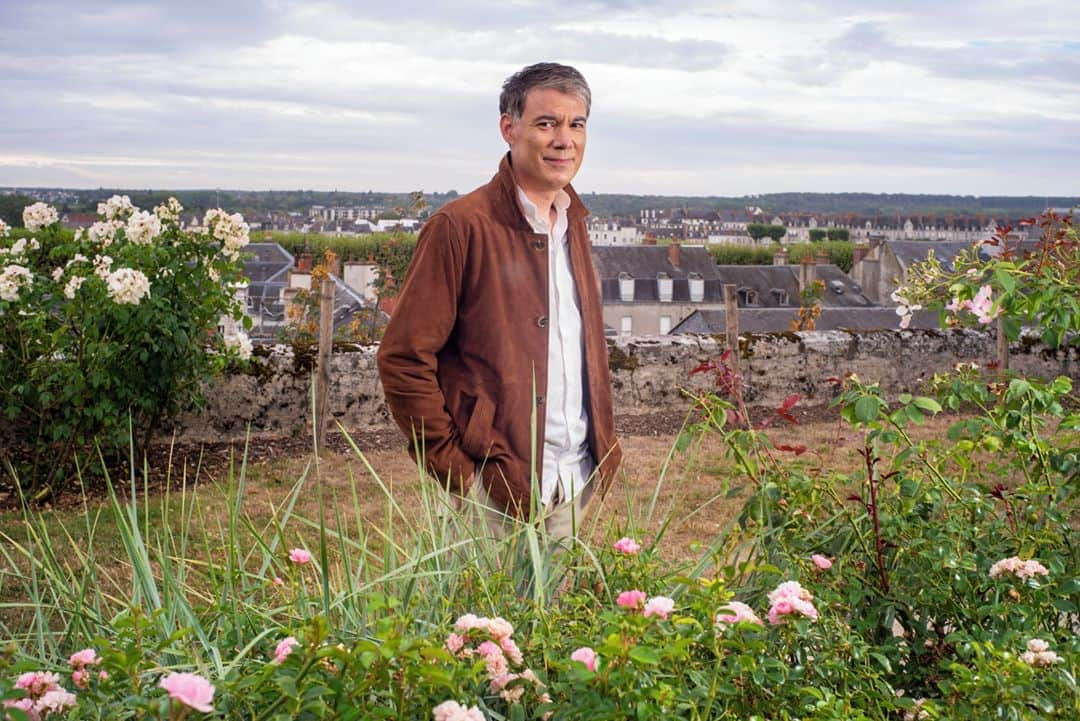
left=376, top=154, right=622, bottom=516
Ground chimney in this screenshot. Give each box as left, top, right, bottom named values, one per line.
left=643, top=233, right=657, bottom=246
left=852, top=244, right=869, bottom=266
left=799, top=255, right=817, bottom=292
left=862, top=258, right=881, bottom=302
left=297, top=252, right=313, bottom=272
left=773, top=247, right=788, bottom=266
left=668, top=243, right=681, bottom=268
left=815, top=249, right=830, bottom=267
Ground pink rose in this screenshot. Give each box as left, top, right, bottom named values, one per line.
left=2, top=698, right=35, bottom=718
left=811, top=554, right=833, bottom=570
left=570, top=646, right=598, bottom=672
left=477, top=641, right=508, bottom=678
left=499, top=637, right=523, bottom=666
left=643, top=596, right=675, bottom=619
left=272, top=576, right=285, bottom=587
left=715, top=600, right=763, bottom=629
left=72, top=669, right=89, bottom=689
left=445, top=633, right=466, bottom=654
left=289, top=548, right=312, bottom=564
left=69, top=648, right=100, bottom=668
left=486, top=617, right=514, bottom=641
left=15, top=671, right=61, bottom=697
left=432, top=699, right=485, bottom=721
left=766, top=580, right=819, bottom=624
left=34, top=688, right=76, bottom=715
left=273, top=636, right=299, bottom=665
left=612, top=537, right=641, bottom=554
left=160, top=672, right=215, bottom=713
left=990, top=556, right=1049, bottom=580
left=616, top=590, right=647, bottom=610
left=99, top=670, right=109, bottom=682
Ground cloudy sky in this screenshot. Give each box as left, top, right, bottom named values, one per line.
left=1, top=0, right=1078, bottom=196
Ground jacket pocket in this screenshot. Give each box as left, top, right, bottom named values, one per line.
left=460, top=393, right=495, bottom=459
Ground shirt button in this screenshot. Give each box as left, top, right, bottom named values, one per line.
left=535, top=395, right=544, bottom=406
left=533, top=239, right=546, bottom=251
left=537, top=315, right=548, bottom=328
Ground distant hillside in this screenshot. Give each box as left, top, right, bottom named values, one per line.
left=3, top=187, right=1074, bottom=220
left=578, top=192, right=1078, bottom=219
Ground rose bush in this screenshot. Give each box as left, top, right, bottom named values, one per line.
left=0, top=209, right=1075, bottom=719
left=0, top=197, right=252, bottom=497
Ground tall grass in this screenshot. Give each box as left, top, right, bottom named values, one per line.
left=0, top=411, right=724, bottom=675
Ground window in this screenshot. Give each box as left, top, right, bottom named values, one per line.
left=770, top=288, right=789, bottom=305
left=620, top=316, right=632, bottom=338
left=657, top=272, right=673, bottom=302
left=688, top=272, right=704, bottom=302
left=659, top=315, right=671, bottom=334
left=619, top=272, right=634, bottom=302
left=737, top=287, right=758, bottom=306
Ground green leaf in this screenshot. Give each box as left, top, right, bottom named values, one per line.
left=629, top=646, right=661, bottom=665
left=912, top=396, right=942, bottom=414
left=994, top=267, right=1016, bottom=294
left=854, top=396, right=879, bottom=423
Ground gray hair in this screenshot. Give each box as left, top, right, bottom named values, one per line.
left=499, top=62, right=591, bottom=120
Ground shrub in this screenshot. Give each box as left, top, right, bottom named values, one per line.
left=709, top=241, right=854, bottom=272
left=0, top=212, right=1075, bottom=719
left=895, top=211, right=1078, bottom=346
left=0, top=197, right=251, bottom=497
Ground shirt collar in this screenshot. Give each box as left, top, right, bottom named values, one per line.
left=516, top=187, right=571, bottom=232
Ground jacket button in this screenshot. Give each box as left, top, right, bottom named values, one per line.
left=537, top=315, right=548, bottom=328
left=535, top=395, right=544, bottom=406
left=533, top=239, right=546, bottom=250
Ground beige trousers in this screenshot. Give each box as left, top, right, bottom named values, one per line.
left=441, top=476, right=595, bottom=549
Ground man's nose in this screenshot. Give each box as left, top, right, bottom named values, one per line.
left=552, top=124, right=573, bottom=147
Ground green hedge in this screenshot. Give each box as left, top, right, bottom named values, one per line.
left=260, top=232, right=854, bottom=274
left=264, top=231, right=417, bottom=263
left=708, top=241, right=854, bottom=272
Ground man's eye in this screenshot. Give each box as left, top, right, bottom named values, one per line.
left=537, top=121, right=554, bottom=128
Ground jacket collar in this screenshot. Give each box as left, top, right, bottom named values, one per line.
left=492, top=152, right=589, bottom=228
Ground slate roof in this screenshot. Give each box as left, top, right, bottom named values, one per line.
left=591, top=245, right=720, bottom=279
left=816, top=265, right=875, bottom=308
left=592, top=245, right=725, bottom=304
left=242, top=242, right=380, bottom=340
left=671, top=307, right=941, bottom=334
left=712, top=264, right=874, bottom=308
left=885, top=240, right=980, bottom=272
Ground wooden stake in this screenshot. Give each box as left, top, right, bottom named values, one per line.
left=316, top=276, right=335, bottom=452
left=723, top=283, right=739, bottom=368
left=996, top=315, right=1009, bottom=371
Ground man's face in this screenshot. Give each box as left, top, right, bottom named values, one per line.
left=500, top=87, right=588, bottom=200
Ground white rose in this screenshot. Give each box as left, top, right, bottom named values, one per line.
left=125, top=210, right=162, bottom=245
left=23, top=202, right=59, bottom=231
left=105, top=267, right=151, bottom=305
left=63, top=275, right=85, bottom=299
left=224, top=330, right=253, bottom=360
left=98, top=194, right=135, bottom=221
left=0, top=264, right=33, bottom=301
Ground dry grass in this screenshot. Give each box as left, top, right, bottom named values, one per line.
left=189, top=412, right=949, bottom=564
left=0, top=412, right=961, bottom=586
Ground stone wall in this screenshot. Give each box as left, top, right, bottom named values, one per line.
left=164, top=331, right=1079, bottom=444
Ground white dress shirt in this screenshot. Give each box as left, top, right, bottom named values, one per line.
left=517, top=187, right=593, bottom=506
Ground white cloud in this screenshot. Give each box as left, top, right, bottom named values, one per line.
left=0, top=0, right=1077, bottom=195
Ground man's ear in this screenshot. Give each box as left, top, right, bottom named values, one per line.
left=499, top=114, right=515, bottom=145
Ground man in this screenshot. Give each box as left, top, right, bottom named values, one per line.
left=377, top=62, right=621, bottom=540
